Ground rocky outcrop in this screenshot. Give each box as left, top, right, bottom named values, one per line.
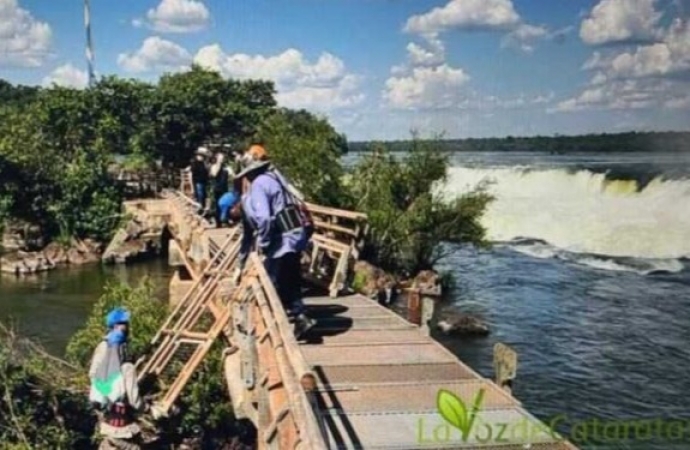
left=402, top=269, right=442, bottom=295
left=437, top=315, right=490, bottom=336
left=101, top=217, right=164, bottom=264
left=2, top=222, right=45, bottom=252
left=0, top=239, right=101, bottom=276
left=351, top=260, right=397, bottom=297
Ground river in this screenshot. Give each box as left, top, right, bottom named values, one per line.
left=0, top=259, right=172, bottom=355
left=2, top=151, right=689, bottom=449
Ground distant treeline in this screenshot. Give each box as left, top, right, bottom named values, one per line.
left=348, top=131, right=690, bottom=153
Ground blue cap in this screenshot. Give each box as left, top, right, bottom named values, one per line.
left=106, top=307, right=131, bottom=329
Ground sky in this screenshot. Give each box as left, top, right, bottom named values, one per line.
left=1, top=0, right=690, bottom=141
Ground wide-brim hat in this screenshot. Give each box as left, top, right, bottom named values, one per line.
left=234, top=159, right=270, bottom=180
left=196, top=146, right=210, bottom=156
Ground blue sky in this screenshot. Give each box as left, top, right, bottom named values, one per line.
left=1, top=0, right=689, bottom=140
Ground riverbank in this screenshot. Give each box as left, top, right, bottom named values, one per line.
left=1, top=199, right=170, bottom=276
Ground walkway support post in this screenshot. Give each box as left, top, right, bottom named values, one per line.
left=493, top=342, right=518, bottom=394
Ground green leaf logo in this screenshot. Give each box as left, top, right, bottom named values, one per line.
left=436, top=388, right=485, bottom=442
left=93, top=373, right=121, bottom=396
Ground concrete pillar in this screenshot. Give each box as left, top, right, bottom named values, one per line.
left=168, top=239, right=184, bottom=267
left=169, top=266, right=194, bottom=306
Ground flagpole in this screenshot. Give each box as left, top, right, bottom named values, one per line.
left=84, top=0, right=95, bottom=87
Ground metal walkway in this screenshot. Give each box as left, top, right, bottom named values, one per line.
left=145, top=187, right=579, bottom=450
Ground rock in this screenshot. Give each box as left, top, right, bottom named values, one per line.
left=42, top=242, right=68, bottom=265
left=2, top=222, right=44, bottom=251
left=124, top=219, right=144, bottom=239
left=1, top=251, right=55, bottom=275
left=102, top=218, right=163, bottom=264
left=437, top=315, right=490, bottom=336
left=414, top=270, right=441, bottom=291
left=352, top=260, right=397, bottom=297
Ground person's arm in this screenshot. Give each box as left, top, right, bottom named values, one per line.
left=250, top=177, right=275, bottom=253
left=88, top=341, right=107, bottom=379
left=121, top=363, right=143, bottom=411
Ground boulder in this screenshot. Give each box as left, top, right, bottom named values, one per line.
left=102, top=217, right=163, bottom=265
left=437, top=315, right=490, bottom=336
left=351, top=260, right=396, bottom=297
left=1, top=251, right=55, bottom=275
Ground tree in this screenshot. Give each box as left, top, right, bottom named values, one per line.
left=152, top=66, right=276, bottom=167
left=254, top=108, right=349, bottom=205
left=348, top=135, right=493, bottom=274
left=0, top=85, right=122, bottom=242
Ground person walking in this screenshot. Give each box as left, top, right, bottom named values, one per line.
left=209, top=152, right=227, bottom=224
left=189, top=148, right=209, bottom=214
left=233, top=147, right=315, bottom=338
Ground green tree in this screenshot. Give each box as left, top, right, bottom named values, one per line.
left=255, top=108, right=349, bottom=205
left=0, top=86, right=123, bottom=242
left=153, top=66, right=276, bottom=167
left=348, top=135, right=493, bottom=274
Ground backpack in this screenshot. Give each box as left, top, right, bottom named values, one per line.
left=266, top=171, right=314, bottom=237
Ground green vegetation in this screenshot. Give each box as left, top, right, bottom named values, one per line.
left=348, top=136, right=493, bottom=274
left=0, top=66, right=495, bottom=448
left=0, top=278, right=242, bottom=449
left=0, top=67, right=302, bottom=247
left=255, top=108, right=349, bottom=206
left=349, top=131, right=690, bottom=153
left=1, top=65, right=493, bottom=272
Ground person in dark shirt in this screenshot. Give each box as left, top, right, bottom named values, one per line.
left=210, top=152, right=230, bottom=227
left=190, top=149, right=208, bottom=213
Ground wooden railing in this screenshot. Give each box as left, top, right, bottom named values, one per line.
left=220, top=252, right=328, bottom=449
left=141, top=197, right=330, bottom=448
left=177, top=169, right=369, bottom=297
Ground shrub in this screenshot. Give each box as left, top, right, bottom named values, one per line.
left=66, top=278, right=238, bottom=448
left=66, top=277, right=167, bottom=366
left=0, top=324, right=95, bottom=449
left=347, top=135, right=493, bottom=275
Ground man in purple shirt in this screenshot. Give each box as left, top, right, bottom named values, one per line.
left=234, top=158, right=316, bottom=339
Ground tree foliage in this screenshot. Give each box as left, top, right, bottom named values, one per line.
left=255, top=108, right=349, bottom=205
left=0, top=323, right=95, bottom=450
left=0, top=68, right=279, bottom=245
left=348, top=130, right=690, bottom=153
left=153, top=66, right=276, bottom=167
left=348, top=135, right=493, bottom=274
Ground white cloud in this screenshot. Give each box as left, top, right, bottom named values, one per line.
left=135, top=0, right=210, bottom=33
left=42, top=63, right=88, bottom=89
left=118, top=37, right=192, bottom=73
left=580, top=0, right=663, bottom=46
left=406, top=34, right=445, bottom=66
left=0, top=0, right=51, bottom=67
left=403, top=0, right=552, bottom=54
left=501, top=24, right=549, bottom=52
left=193, top=45, right=364, bottom=112
left=559, top=17, right=690, bottom=112
left=383, top=64, right=471, bottom=109
left=552, top=78, right=683, bottom=112
left=664, top=95, right=690, bottom=109
left=583, top=19, right=690, bottom=80
left=404, top=0, right=520, bottom=35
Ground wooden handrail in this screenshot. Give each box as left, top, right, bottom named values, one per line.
left=305, top=202, right=367, bottom=221
left=248, top=253, right=328, bottom=448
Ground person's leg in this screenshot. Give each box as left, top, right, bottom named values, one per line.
left=214, top=190, right=223, bottom=227
left=194, top=182, right=204, bottom=207
left=279, top=252, right=305, bottom=318
left=199, top=183, right=207, bottom=211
